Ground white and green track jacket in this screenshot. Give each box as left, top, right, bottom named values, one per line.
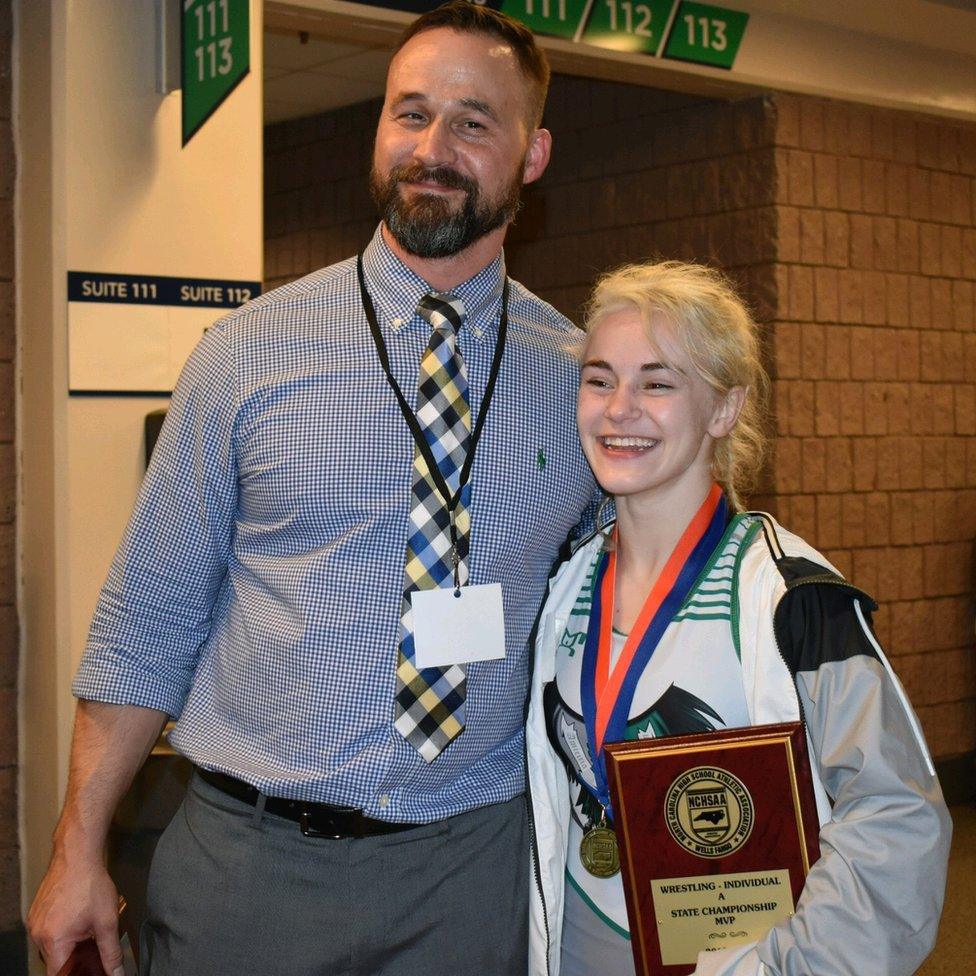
left=527, top=513, right=951, bottom=976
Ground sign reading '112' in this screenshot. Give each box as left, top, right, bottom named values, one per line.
left=182, top=0, right=250, bottom=146
left=502, top=0, right=748, bottom=68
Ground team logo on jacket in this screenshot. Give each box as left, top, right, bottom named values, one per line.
left=664, top=766, right=754, bottom=858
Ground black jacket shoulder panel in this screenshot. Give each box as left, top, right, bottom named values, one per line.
left=749, top=514, right=881, bottom=678
left=776, top=555, right=845, bottom=587
left=774, top=582, right=882, bottom=678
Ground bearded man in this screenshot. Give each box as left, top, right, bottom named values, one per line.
left=28, top=3, right=597, bottom=975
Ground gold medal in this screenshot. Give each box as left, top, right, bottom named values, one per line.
left=580, top=810, right=620, bottom=878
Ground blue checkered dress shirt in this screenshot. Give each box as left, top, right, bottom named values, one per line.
left=74, top=226, right=597, bottom=821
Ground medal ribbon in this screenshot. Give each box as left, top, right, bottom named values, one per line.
left=581, top=483, right=728, bottom=812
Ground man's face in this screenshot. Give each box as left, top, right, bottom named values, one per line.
left=371, top=27, right=548, bottom=259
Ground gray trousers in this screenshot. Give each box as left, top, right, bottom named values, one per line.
left=139, top=773, right=529, bottom=976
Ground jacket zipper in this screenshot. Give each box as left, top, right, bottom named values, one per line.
left=771, top=602, right=808, bottom=731
left=524, top=609, right=558, bottom=976
left=524, top=753, right=552, bottom=976
left=784, top=575, right=870, bottom=596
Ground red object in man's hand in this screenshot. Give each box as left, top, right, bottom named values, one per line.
left=55, top=938, right=107, bottom=976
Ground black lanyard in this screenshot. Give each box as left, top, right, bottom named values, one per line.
left=356, top=254, right=508, bottom=550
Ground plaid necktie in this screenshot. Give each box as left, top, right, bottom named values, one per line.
left=395, top=293, right=471, bottom=762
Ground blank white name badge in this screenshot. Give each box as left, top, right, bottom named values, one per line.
left=411, top=583, right=506, bottom=669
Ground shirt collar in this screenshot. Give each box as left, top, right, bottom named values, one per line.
left=360, top=224, right=506, bottom=341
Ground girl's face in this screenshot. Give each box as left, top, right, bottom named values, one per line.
left=577, top=308, right=740, bottom=506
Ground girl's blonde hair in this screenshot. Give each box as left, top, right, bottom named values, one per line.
left=583, top=261, right=770, bottom=512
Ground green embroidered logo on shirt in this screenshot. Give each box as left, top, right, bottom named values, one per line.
left=558, top=627, right=587, bottom=657
left=537, top=447, right=546, bottom=471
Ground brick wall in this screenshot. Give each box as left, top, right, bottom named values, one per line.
left=502, top=80, right=778, bottom=325
left=264, top=78, right=976, bottom=764
left=768, top=95, right=976, bottom=760
left=0, top=0, right=22, bottom=972
left=265, top=99, right=380, bottom=286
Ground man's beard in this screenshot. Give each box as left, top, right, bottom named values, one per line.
left=369, top=162, right=523, bottom=259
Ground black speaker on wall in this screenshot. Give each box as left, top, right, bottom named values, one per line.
left=144, top=409, right=167, bottom=470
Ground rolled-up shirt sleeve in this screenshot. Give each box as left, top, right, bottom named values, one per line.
left=73, top=321, right=239, bottom=718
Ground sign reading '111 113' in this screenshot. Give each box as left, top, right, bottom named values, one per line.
left=499, top=0, right=747, bottom=68
left=182, top=0, right=251, bottom=146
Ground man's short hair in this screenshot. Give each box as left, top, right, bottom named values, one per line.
left=394, top=0, right=551, bottom=127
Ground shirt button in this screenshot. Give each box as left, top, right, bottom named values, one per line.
left=378, top=794, right=391, bottom=808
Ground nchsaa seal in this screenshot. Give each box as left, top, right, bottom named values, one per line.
left=665, top=766, right=754, bottom=858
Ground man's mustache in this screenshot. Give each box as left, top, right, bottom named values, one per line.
left=390, top=164, right=477, bottom=195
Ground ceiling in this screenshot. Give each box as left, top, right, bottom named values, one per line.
left=263, top=29, right=390, bottom=125
left=263, top=2, right=976, bottom=126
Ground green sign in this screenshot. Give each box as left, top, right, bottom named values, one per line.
left=500, top=0, right=747, bottom=66
left=662, top=2, right=749, bottom=69
left=182, top=0, right=251, bottom=146
left=500, top=0, right=581, bottom=42
left=582, top=0, right=675, bottom=56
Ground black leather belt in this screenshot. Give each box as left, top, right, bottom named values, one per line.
left=196, top=767, right=422, bottom=839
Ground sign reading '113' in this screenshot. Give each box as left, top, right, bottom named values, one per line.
left=182, top=0, right=251, bottom=146
left=501, top=0, right=748, bottom=68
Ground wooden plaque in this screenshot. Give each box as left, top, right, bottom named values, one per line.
left=605, top=722, right=820, bottom=976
